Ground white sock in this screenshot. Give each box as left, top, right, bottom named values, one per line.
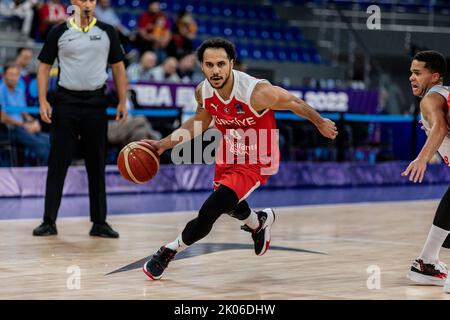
left=242, top=209, right=260, bottom=230
left=419, top=224, right=450, bottom=264
left=165, top=234, right=188, bottom=253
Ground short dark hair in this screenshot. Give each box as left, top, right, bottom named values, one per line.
left=16, top=47, right=32, bottom=57
left=413, top=50, right=447, bottom=79
left=196, top=38, right=236, bottom=63
left=3, top=62, right=19, bottom=73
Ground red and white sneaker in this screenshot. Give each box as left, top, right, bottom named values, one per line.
left=407, top=258, right=447, bottom=286
left=241, top=208, right=275, bottom=256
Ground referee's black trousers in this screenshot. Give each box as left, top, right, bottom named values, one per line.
left=43, top=87, right=108, bottom=224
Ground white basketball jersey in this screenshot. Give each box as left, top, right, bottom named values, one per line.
left=422, top=85, right=450, bottom=134
left=422, top=85, right=450, bottom=165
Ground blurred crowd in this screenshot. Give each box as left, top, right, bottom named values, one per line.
left=0, top=0, right=204, bottom=83
left=0, top=0, right=206, bottom=161
left=0, top=1, right=395, bottom=166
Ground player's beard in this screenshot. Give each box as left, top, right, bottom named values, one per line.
left=209, top=67, right=231, bottom=89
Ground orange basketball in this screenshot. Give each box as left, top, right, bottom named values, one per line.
left=117, top=141, right=160, bottom=184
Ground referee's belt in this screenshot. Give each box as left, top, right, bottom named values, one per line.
left=56, top=85, right=106, bottom=97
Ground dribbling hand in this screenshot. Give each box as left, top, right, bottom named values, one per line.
left=141, top=139, right=165, bottom=156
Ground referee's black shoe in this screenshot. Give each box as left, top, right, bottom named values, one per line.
left=89, top=222, right=119, bottom=238
left=33, top=222, right=57, bottom=236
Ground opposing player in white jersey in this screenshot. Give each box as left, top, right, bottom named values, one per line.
left=402, top=50, right=450, bottom=290
left=141, top=38, right=338, bottom=280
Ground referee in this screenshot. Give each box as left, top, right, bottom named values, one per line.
left=32, top=0, right=128, bottom=238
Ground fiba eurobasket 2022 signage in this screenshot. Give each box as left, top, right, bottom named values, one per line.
left=129, top=81, right=379, bottom=114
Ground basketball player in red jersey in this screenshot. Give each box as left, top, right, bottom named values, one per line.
left=142, top=38, right=338, bottom=280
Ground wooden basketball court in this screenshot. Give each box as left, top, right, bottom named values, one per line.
left=1, top=199, right=450, bottom=299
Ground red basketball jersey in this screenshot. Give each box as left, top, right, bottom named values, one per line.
left=202, top=70, right=279, bottom=175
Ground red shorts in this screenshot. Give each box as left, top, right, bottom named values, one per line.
left=213, top=164, right=269, bottom=201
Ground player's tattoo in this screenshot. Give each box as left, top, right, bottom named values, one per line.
left=195, top=81, right=204, bottom=115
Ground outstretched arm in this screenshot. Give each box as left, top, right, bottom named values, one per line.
left=251, top=83, right=338, bottom=139
left=402, top=93, right=448, bottom=183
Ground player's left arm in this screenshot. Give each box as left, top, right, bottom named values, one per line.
left=402, top=92, right=448, bottom=183
left=251, top=83, right=338, bottom=139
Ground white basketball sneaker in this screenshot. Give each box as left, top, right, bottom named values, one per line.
left=241, top=208, right=275, bottom=256
left=406, top=258, right=448, bottom=286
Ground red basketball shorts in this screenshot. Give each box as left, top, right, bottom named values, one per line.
left=213, top=164, right=270, bottom=201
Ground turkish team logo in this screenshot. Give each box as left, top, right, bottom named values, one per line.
left=234, top=103, right=245, bottom=114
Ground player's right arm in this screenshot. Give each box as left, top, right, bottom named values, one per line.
left=402, top=92, right=448, bottom=183
left=145, top=81, right=212, bottom=155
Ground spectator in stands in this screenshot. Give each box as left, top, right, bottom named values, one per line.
left=127, top=51, right=157, bottom=83
left=0, top=47, right=32, bottom=88
left=150, top=56, right=180, bottom=83
left=15, top=47, right=34, bottom=77
left=108, top=93, right=161, bottom=147
left=0, top=63, right=49, bottom=164
left=0, top=47, right=32, bottom=96
left=38, top=0, right=66, bottom=40
left=176, top=53, right=202, bottom=83
left=135, top=1, right=171, bottom=62
left=96, top=0, right=132, bottom=53
left=166, top=9, right=196, bottom=59
left=0, top=0, right=37, bottom=36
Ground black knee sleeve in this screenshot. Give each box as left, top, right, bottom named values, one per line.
left=434, top=187, right=450, bottom=248
left=182, top=185, right=239, bottom=245
left=434, top=187, right=450, bottom=231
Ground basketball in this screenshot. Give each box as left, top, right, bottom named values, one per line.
left=117, top=141, right=160, bottom=184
